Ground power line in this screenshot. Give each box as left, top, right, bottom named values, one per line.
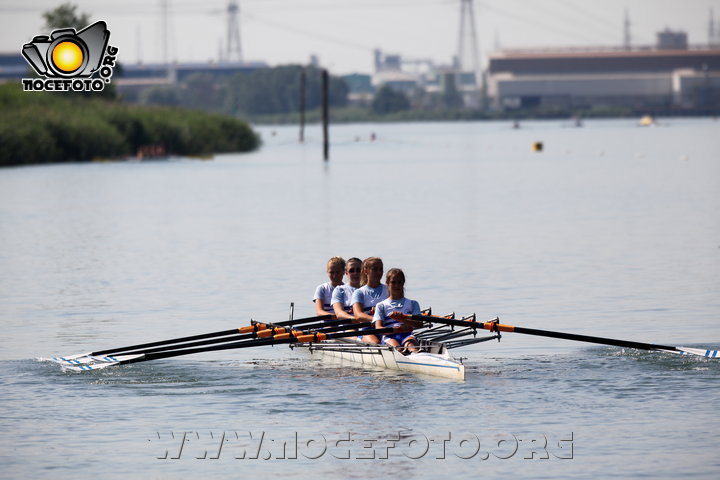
left=505, top=1, right=618, bottom=43
left=0, top=0, right=455, bottom=14
left=476, top=1, right=611, bottom=45
left=552, top=0, right=621, bottom=33
left=242, top=9, right=375, bottom=52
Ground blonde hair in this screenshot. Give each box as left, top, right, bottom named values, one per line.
left=360, top=257, right=383, bottom=285
left=327, top=256, right=346, bottom=271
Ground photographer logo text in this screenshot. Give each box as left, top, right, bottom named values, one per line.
left=21, top=21, right=119, bottom=92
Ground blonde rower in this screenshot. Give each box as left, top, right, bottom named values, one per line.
left=350, top=257, right=388, bottom=344
left=313, top=256, right=345, bottom=316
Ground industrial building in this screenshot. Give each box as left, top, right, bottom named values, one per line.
left=486, top=32, right=720, bottom=111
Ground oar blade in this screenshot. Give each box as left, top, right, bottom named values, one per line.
left=59, top=361, right=121, bottom=372
left=38, top=352, right=92, bottom=363
left=39, top=319, right=364, bottom=371
left=675, top=347, right=720, bottom=358
left=37, top=354, right=96, bottom=366
left=410, top=314, right=720, bottom=360
left=38, top=353, right=146, bottom=371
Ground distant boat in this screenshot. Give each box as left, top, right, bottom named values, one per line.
left=639, top=115, right=655, bottom=127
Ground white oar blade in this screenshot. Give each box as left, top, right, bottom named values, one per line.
left=41, top=355, right=102, bottom=366
left=58, top=361, right=121, bottom=372
left=37, top=353, right=145, bottom=370
left=676, top=347, right=720, bottom=358
left=37, top=355, right=95, bottom=367
left=37, top=352, right=93, bottom=363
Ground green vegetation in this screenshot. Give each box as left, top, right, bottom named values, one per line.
left=0, top=83, right=260, bottom=167
left=137, top=66, right=348, bottom=117
left=43, top=2, right=89, bottom=30
left=371, top=85, right=410, bottom=114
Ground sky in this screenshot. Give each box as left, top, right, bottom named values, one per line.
left=2, top=0, right=719, bottom=74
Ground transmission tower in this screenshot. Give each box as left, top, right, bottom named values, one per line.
left=457, top=0, right=481, bottom=100
left=161, top=0, right=169, bottom=65
left=226, top=0, right=243, bottom=62
left=623, top=9, right=632, bottom=50
left=159, top=0, right=176, bottom=80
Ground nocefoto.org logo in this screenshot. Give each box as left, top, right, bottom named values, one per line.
left=21, top=20, right=119, bottom=92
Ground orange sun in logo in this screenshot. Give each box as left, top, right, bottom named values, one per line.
left=51, top=41, right=83, bottom=72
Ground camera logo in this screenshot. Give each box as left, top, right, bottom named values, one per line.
left=21, top=21, right=119, bottom=92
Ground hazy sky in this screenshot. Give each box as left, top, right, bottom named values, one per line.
left=2, top=0, right=719, bottom=74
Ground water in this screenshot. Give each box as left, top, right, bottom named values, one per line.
left=1, top=118, right=719, bottom=479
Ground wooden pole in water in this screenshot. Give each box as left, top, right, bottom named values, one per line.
left=299, top=69, right=305, bottom=143
left=322, top=69, right=329, bottom=161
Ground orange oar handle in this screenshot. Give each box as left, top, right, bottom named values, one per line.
left=481, top=322, right=515, bottom=333
left=407, top=314, right=515, bottom=333
left=238, top=323, right=267, bottom=334
left=296, top=332, right=328, bottom=343
left=272, top=330, right=307, bottom=340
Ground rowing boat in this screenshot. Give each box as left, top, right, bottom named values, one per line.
left=289, top=313, right=507, bottom=381
left=38, top=312, right=719, bottom=376
left=291, top=338, right=466, bottom=380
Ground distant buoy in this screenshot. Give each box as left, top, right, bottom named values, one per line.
left=639, top=115, right=655, bottom=127
left=532, top=141, right=543, bottom=152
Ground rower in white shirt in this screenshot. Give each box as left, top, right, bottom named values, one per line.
left=331, top=257, right=362, bottom=321
left=350, top=257, right=388, bottom=344
left=312, top=256, right=345, bottom=316
left=373, top=268, right=423, bottom=353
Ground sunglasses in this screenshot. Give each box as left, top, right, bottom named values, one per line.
left=347, top=268, right=361, bottom=273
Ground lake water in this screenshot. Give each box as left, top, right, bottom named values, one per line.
left=1, top=118, right=719, bottom=479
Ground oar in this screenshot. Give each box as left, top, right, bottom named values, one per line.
left=401, top=314, right=719, bottom=358
left=121, top=326, right=393, bottom=364
left=48, top=318, right=353, bottom=366
left=260, top=315, right=342, bottom=328
left=68, top=325, right=395, bottom=371
left=90, top=314, right=333, bottom=356
left=104, top=317, right=351, bottom=357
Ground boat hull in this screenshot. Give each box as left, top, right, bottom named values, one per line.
left=292, top=339, right=465, bottom=380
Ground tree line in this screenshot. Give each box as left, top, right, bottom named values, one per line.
left=138, top=66, right=350, bottom=117
left=0, top=83, right=259, bottom=166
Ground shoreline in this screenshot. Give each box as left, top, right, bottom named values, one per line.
left=244, top=106, right=720, bottom=126
left=0, top=84, right=261, bottom=167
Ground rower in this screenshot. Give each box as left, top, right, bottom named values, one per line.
left=374, top=268, right=423, bottom=353
left=331, top=257, right=362, bottom=322
left=313, top=256, right=345, bottom=316
left=350, top=257, right=388, bottom=344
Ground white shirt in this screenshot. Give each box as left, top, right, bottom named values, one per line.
left=350, top=284, right=389, bottom=313
left=331, top=284, right=358, bottom=313
left=373, top=297, right=421, bottom=328
left=313, top=282, right=338, bottom=314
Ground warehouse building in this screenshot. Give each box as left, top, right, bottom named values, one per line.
left=487, top=32, right=720, bottom=111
